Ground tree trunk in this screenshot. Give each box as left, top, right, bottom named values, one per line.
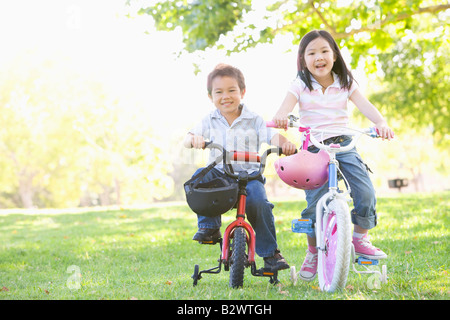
left=18, top=170, right=36, bottom=208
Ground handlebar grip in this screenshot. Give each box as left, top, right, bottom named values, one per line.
left=268, top=147, right=297, bottom=156
left=266, top=121, right=279, bottom=128
left=368, top=127, right=380, bottom=138
left=204, top=141, right=213, bottom=148
left=276, top=147, right=283, bottom=155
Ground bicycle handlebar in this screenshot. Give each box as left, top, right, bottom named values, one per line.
left=266, top=119, right=379, bottom=153
left=204, top=141, right=282, bottom=180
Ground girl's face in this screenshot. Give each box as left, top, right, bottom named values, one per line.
left=303, top=37, right=336, bottom=82
left=209, top=75, right=245, bottom=120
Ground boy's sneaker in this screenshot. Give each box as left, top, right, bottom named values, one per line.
left=264, top=249, right=290, bottom=272
left=353, top=234, right=387, bottom=260
left=299, top=249, right=318, bottom=281
left=192, top=228, right=221, bottom=243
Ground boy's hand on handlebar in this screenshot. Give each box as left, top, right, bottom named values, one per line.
left=271, top=133, right=296, bottom=155
left=281, top=141, right=297, bottom=156
left=191, top=135, right=206, bottom=149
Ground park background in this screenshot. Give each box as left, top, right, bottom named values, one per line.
left=0, top=0, right=448, bottom=208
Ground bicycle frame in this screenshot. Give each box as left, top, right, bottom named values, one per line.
left=267, top=117, right=387, bottom=290
left=221, top=180, right=256, bottom=266
left=191, top=142, right=283, bottom=286
left=211, top=144, right=279, bottom=265
left=277, top=123, right=374, bottom=244
left=294, top=124, right=377, bottom=251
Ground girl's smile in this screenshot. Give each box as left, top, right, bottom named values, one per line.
left=304, top=37, right=336, bottom=85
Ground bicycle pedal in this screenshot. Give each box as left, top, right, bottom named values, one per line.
left=252, top=266, right=276, bottom=277
left=198, top=240, right=214, bottom=245
left=356, top=257, right=379, bottom=266
left=260, top=268, right=276, bottom=276
left=291, top=218, right=313, bottom=233
left=198, top=238, right=222, bottom=245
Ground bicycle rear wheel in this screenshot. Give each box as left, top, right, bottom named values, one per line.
left=317, top=198, right=352, bottom=292
left=229, top=227, right=247, bottom=288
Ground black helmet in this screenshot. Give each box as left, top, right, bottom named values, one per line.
left=184, top=170, right=238, bottom=217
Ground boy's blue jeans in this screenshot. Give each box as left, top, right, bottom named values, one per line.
left=302, top=139, right=377, bottom=238
left=192, top=167, right=278, bottom=258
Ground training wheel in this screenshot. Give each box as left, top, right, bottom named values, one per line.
left=192, top=264, right=200, bottom=286
left=290, top=266, right=298, bottom=285
left=380, top=264, right=388, bottom=284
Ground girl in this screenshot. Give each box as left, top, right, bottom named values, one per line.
left=272, top=30, right=394, bottom=281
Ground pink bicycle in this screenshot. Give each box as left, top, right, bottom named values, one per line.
left=267, top=115, right=387, bottom=292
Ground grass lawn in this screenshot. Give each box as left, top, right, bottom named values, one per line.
left=0, top=192, right=448, bottom=300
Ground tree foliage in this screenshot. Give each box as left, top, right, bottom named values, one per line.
left=138, top=0, right=252, bottom=52
left=137, top=0, right=450, bottom=145
left=0, top=52, right=174, bottom=208
left=369, top=17, right=449, bottom=147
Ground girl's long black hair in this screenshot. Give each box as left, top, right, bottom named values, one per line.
left=297, top=30, right=355, bottom=91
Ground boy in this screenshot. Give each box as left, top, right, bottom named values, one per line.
left=184, top=64, right=296, bottom=271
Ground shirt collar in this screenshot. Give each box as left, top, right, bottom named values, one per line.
left=211, top=103, right=253, bottom=120
left=310, top=72, right=341, bottom=90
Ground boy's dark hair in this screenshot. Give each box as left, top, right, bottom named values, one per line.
left=297, top=30, right=355, bottom=91
left=207, top=64, right=246, bottom=95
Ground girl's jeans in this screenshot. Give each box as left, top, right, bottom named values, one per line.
left=302, top=137, right=377, bottom=238
left=192, top=167, right=278, bottom=258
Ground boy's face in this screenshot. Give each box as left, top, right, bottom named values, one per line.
left=209, top=76, right=245, bottom=119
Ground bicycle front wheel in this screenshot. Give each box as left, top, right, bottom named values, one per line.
left=229, top=227, right=247, bottom=288
left=317, top=198, right=352, bottom=292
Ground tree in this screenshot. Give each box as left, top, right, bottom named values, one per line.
left=136, top=0, right=450, bottom=144
left=0, top=52, right=174, bottom=208
left=137, top=0, right=252, bottom=53
left=367, top=17, right=449, bottom=148
left=0, top=53, right=87, bottom=208
left=137, top=1, right=449, bottom=59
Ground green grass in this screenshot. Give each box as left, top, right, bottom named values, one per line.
left=0, top=192, right=448, bottom=300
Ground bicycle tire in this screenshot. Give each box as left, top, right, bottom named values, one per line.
left=318, top=198, right=352, bottom=292
left=229, top=227, right=247, bottom=288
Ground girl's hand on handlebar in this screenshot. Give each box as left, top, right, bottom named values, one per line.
left=374, top=121, right=395, bottom=140
left=272, top=114, right=289, bottom=130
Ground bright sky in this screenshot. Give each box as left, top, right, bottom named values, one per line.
left=0, top=0, right=366, bottom=135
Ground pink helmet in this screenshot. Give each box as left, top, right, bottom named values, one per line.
left=274, top=150, right=330, bottom=190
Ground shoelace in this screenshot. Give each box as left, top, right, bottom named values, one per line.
left=356, top=236, right=377, bottom=250
left=302, top=250, right=318, bottom=269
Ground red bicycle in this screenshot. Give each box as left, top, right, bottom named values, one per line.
left=189, top=142, right=283, bottom=288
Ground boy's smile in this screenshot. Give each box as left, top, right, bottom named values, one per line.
left=209, top=75, right=246, bottom=125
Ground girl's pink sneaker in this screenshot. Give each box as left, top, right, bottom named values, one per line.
left=353, top=234, right=387, bottom=260
left=299, top=249, right=318, bottom=281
